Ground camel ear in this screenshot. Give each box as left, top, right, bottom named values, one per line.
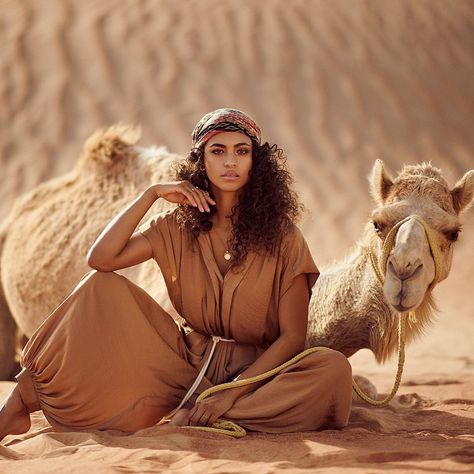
left=451, top=170, right=474, bottom=214
left=370, top=159, right=393, bottom=205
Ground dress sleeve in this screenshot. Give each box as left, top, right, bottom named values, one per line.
left=138, top=209, right=181, bottom=285
left=280, top=226, right=320, bottom=297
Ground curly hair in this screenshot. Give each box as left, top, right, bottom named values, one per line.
left=173, top=140, right=302, bottom=267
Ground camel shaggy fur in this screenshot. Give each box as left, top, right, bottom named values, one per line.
left=0, top=125, right=178, bottom=379
left=307, top=161, right=474, bottom=363
left=0, top=126, right=473, bottom=383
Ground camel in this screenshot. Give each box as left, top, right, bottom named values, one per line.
left=0, top=125, right=178, bottom=379
left=0, top=125, right=472, bottom=387
left=307, top=160, right=473, bottom=364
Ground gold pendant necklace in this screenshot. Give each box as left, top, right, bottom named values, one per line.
left=212, top=228, right=232, bottom=261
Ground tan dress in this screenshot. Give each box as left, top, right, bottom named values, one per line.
left=17, top=208, right=352, bottom=434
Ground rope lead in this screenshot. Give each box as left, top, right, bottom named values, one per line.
left=183, top=215, right=440, bottom=436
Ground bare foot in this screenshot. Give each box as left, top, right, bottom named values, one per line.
left=0, top=386, right=31, bottom=442
left=169, top=408, right=191, bottom=426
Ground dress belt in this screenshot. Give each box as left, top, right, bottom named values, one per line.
left=171, top=334, right=235, bottom=415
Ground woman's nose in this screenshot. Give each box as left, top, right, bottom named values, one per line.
left=224, top=153, right=237, bottom=166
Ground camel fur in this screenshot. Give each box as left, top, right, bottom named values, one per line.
left=307, top=161, right=474, bottom=363
left=0, top=125, right=178, bottom=378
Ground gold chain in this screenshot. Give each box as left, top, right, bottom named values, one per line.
left=211, top=227, right=232, bottom=261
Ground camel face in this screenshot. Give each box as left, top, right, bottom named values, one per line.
left=373, top=207, right=447, bottom=314
left=307, top=159, right=472, bottom=363
left=384, top=216, right=436, bottom=312
left=370, top=160, right=473, bottom=315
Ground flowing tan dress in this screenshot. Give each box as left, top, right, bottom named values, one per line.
left=17, top=208, right=352, bottom=434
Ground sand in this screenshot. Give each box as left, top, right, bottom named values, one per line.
left=1, top=376, right=473, bottom=473
left=1, top=0, right=473, bottom=472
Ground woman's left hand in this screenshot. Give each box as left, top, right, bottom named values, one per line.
left=187, top=391, right=236, bottom=427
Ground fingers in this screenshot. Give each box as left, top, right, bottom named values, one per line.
left=199, top=413, right=212, bottom=427
left=207, top=412, right=220, bottom=427
left=184, top=183, right=215, bottom=213
left=202, top=190, right=216, bottom=206
left=190, top=187, right=209, bottom=213
left=156, top=181, right=216, bottom=210
left=180, top=189, right=199, bottom=209
left=188, top=401, right=214, bottom=427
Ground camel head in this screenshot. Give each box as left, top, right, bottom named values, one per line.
left=76, top=123, right=178, bottom=185
left=369, top=160, right=474, bottom=318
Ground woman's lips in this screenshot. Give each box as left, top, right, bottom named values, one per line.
left=221, top=173, right=239, bottom=180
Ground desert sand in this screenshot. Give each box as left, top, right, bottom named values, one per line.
left=0, top=0, right=473, bottom=472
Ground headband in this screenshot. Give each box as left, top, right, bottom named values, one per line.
left=192, top=108, right=261, bottom=149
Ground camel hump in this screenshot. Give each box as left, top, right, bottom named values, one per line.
left=78, top=123, right=142, bottom=168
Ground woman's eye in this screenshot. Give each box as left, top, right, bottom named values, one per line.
left=211, top=149, right=223, bottom=155
left=237, top=148, right=249, bottom=155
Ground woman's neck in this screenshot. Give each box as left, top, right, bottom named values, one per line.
left=211, top=189, right=239, bottom=230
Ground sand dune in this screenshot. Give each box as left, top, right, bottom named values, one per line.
left=1, top=0, right=473, bottom=472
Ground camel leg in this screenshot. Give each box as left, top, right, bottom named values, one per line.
left=0, top=287, right=17, bottom=380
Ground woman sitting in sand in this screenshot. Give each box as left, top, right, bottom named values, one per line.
left=0, top=108, right=352, bottom=441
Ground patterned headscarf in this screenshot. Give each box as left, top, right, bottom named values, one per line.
left=192, top=108, right=261, bottom=149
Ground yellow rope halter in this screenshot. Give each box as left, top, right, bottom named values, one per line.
left=350, top=215, right=441, bottom=406
left=182, top=215, right=442, bottom=437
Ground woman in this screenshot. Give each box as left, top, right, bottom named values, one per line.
left=0, top=108, right=352, bottom=441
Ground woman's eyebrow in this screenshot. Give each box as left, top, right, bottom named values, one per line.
left=208, top=142, right=251, bottom=148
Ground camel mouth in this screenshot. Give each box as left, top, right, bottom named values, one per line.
left=392, top=302, right=417, bottom=313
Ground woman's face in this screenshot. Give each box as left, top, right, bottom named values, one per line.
left=203, top=131, right=253, bottom=195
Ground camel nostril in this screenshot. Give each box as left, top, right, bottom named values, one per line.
left=410, top=263, right=424, bottom=279
left=388, top=260, right=397, bottom=276
left=388, top=259, right=423, bottom=281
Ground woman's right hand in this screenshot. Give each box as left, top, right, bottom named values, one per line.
left=152, top=182, right=215, bottom=212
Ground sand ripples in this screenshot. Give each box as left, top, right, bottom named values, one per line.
left=0, top=0, right=473, bottom=248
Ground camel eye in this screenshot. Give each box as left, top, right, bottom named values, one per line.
left=446, top=230, right=459, bottom=242
left=372, top=220, right=384, bottom=234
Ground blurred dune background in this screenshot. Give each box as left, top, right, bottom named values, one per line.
left=1, top=0, right=473, bottom=472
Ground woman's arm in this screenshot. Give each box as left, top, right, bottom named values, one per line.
left=188, top=273, right=310, bottom=426
left=87, top=182, right=215, bottom=272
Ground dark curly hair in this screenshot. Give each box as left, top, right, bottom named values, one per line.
left=174, top=140, right=302, bottom=267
